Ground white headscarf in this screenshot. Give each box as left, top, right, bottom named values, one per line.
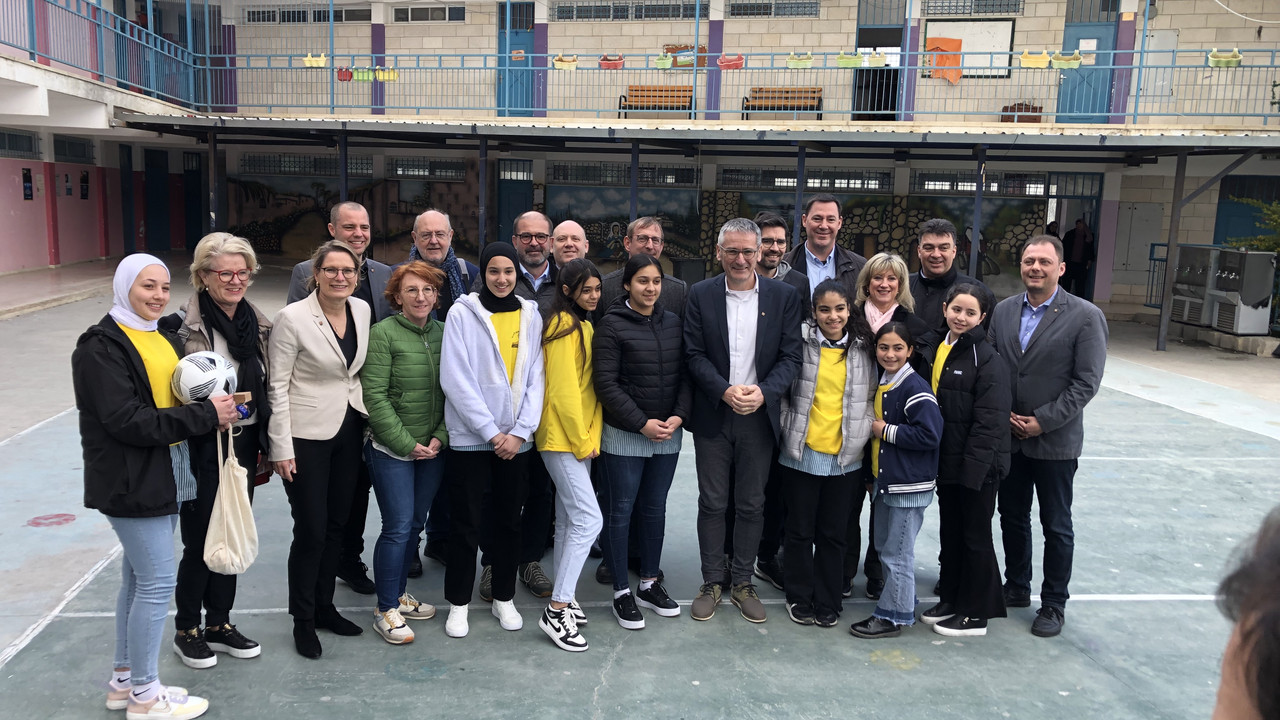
left=108, top=253, right=169, bottom=332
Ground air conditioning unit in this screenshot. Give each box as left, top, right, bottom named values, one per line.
left=1206, top=249, right=1275, bottom=336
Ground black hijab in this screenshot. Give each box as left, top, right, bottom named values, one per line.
left=478, top=243, right=523, bottom=313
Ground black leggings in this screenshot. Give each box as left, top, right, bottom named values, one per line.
left=443, top=449, right=530, bottom=605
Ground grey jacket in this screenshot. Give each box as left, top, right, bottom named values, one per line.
left=287, top=257, right=393, bottom=322
left=989, top=289, right=1108, bottom=460
left=778, top=320, right=877, bottom=469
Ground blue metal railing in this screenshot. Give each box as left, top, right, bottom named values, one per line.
left=1146, top=242, right=1167, bottom=309
left=3, top=0, right=1279, bottom=125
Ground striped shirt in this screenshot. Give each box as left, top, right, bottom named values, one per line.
left=779, top=444, right=861, bottom=477
left=601, top=423, right=683, bottom=457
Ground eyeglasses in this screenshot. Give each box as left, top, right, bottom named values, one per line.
left=320, top=267, right=357, bottom=279
left=415, top=231, right=450, bottom=241
left=206, top=269, right=251, bottom=283
left=515, top=233, right=551, bottom=244
left=720, top=248, right=758, bottom=259
left=401, top=286, right=438, bottom=296
left=631, top=234, right=663, bottom=247
left=760, top=238, right=787, bottom=247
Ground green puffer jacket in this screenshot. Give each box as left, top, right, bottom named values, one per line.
left=362, top=314, right=448, bottom=457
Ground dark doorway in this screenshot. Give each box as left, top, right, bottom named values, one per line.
left=853, top=27, right=902, bottom=121
left=182, top=152, right=204, bottom=251
left=144, top=149, right=170, bottom=251
left=119, top=144, right=135, bottom=254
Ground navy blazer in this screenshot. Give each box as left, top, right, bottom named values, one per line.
left=683, top=273, right=803, bottom=440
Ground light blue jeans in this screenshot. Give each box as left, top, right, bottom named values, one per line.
left=541, top=451, right=603, bottom=604
left=871, top=497, right=926, bottom=626
left=108, top=514, right=179, bottom=685
left=366, top=443, right=445, bottom=612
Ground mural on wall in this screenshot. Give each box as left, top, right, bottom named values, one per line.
left=698, top=191, right=900, bottom=265
left=545, top=185, right=700, bottom=264
left=904, top=195, right=1047, bottom=297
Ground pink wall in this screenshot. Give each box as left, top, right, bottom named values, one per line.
left=54, top=162, right=103, bottom=264
left=0, top=159, right=52, bottom=274
left=106, top=166, right=124, bottom=257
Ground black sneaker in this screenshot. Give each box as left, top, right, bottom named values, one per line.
left=849, top=616, right=901, bottom=639
left=519, top=561, right=553, bottom=598
left=1004, top=586, right=1031, bottom=608
left=337, top=559, right=376, bottom=595
left=539, top=605, right=588, bottom=652
left=595, top=560, right=613, bottom=585
left=172, top=628, right=217, bottom=669
left=316, top=609, right=363, bottom=636
left=934, top=615, right=988, bottom=637
left=865, top=577, right=885, bottom=601
left=1031, top=606, right=1064, bottom=638
left=786, top=602, right=816, bottom=626
left=423, top=540, right=448, bottom=565
left=612, top=592, right=645, bottom=630
left=204, top=623, right=261, bottom=659
left=814, top=608, right=839, bottom=628
left=753, top=556, right=784, bottom=591
left=635, top=582, right=680, bottom=618
left=921, top=602, right=956, bottom=625
left=840, top=577, right=854, bottom=599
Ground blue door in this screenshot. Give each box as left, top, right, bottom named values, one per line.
left=1057, top=22, right=1116, bottom=123
left=496, top=3, right=534, bottom=117
left=496, top=161, right=533, bottom=241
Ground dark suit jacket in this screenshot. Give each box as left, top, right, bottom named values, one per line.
left=683, top=273, right=803, bottom=440
left=287, top=258, right=392, bottom=322
left=781, top=243, right=867, bottom=319
left=989, top=288, right=1108, bottom=460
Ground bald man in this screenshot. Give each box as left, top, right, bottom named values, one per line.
left=552, top=220, right=589, bottom=266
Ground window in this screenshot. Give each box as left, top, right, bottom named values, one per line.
left=248, top=6, right=372, bottom=23
left=240, top=153, right=372, bottom=178
left=0, top=129, right=40, bottom=160
left=549, top=162, right=699, bottom=187
left=719, top=166, right=891, bottom=193
left=552, top=0, right=706, bottom=21
left=910, top=170, right=1065, bottom=197
left=393, top=5, right=466, bottom=22
left=244, top=9, right=277, bottom=23
left=920, top=0, right=1023, bottom=15
left=387, top=157, right=467, bottom=181
left=727, top=1, right=819, bottom=18
left=279, top=9, right=307, bottom=22
left=313, top=7, right=372, bottom=22
left=499, top=159, right=533, bottom=181
left=53, top=136, right=94, bottom=164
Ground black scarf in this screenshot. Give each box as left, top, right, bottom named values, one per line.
left=198, top=290, right=267, bottom=418
left=478, top=243, right=523, bottom=313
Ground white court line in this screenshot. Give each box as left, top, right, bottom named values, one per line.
left=1080, top=456, right=1278, bottom=462
left=0, top=406, right=74, bottom=448
left=0, top=544, right=122, bottom=670
left=54, top=593, right=1218, bottom=619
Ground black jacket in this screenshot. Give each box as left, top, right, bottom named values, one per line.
left=918, top=327, right=1012, bottom=490
left=592, top=299, right=691, bottom=432
left=908, top=268, right=991, bottom=333
left=73, top=315, right=220, bottom=518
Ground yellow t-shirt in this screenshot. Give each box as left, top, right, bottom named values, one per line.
left=804, top=346, right=847, bottom=456
left=489, top=309, right=522, bottom=384
left=872, top=381, right=890, bottom=478
left=119, top=323, right=179, bottom=409
left=931, top=336, right=955, bottom=393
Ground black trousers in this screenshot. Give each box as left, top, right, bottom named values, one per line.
left=283, top=408, right=364, bottom=621
left=481, top=450, right=553, bottom=567
left=339, top=454, right=373, bottom=562
left=937, top=482, right=1007, bottom=620
left=444, top=449, right=530, bottom=605
left=843, top=479, right=883, bottom=582
left=174, top=427, right=259, bottom=631
left=782, top=466, right=853, bottom=615
left=724, top=453, right=787, bottom=563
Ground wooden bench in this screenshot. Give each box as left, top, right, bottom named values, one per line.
left=741, top=87, right=824, bottom=120
left=618, top=85, right=694, bottom=119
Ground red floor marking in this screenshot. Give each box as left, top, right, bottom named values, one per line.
left=27, top=513, right=75, bottom=527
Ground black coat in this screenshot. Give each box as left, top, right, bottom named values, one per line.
left=73, top=315, right=220, bottom=518
left=908, top=268, right=991, bottom=333
left=592, top=300, right=691, bottom=433
left=918, top=327, right=1012, bottom=490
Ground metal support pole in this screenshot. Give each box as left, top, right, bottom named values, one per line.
left=478, top=138, right=488, bottom=250
left=337, top=130, right=349, bottom=202
left=968, top=144, right=987, bottom=281
left=146, top=0, right=157, bottom=94
left=793, top=145, right=806, bottom=247
left=630, top=142, right=640, bottom=223
left=1133, top=0, right=1152, bottom=124
left=184, top=0, right=194, bottom=102
left=26, top=0, right=37, bottom=62
left=692, top=0, right=701, bottom=118
left=207, top=131, right=218, bottom=230
left=329, top=0, right=335, bottom=113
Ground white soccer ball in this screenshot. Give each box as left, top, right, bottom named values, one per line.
left=171, top=351, right=237, bottom=404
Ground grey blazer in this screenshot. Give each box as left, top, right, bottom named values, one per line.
left=989, top=289, right=1108, bottom=460
left=287, top=258, right=393, bottom=322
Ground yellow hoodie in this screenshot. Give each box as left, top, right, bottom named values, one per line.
left=535, top=312, right=602, bottom=459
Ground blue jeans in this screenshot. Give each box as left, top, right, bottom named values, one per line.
left=998, top=452, right=1077, bottom=609
left=366, top=443, right=444, bottom=612
left=108, top=514, right=179, bottom=686
left=598, top=452, right=679, bottom=592
left=871, top=497, right=926, bottom=626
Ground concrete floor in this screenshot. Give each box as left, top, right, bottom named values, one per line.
left=0, top=264, right=1274, bottom=719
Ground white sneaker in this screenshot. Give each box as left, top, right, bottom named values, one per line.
left=398, top=593, right=436, bottom=620
left=445, top=604, right=469, bottom=638
left=125, top=687, right=209, bottom=720
left=373, top=608, right=415, bottom=645
left=539, top=604, right=588, bottom=652
left=568, top=598, right=588, bottom=626
left=491, top=599, right=523, bottom=631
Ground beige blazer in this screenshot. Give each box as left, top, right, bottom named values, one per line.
left=267, top=291, right=370, bottom=461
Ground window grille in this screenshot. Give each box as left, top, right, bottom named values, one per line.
left=720, top=166, right=891, bottom=193
left=549, top=162, right=699, bottom=187
left=387, top=157, right=467, bottom=181
left=552, top=0, right=708, bottom=21
left=53, top=136, right=94, bottom=164
left=393, top=5, right=466, bottom=22
left=0, top=129, right=40, bottom=160
left=920, top=0, right=1023, bottom=16
left=240, top=153, right=372, bottom=177
left=727, top=1, right=819, bottom=18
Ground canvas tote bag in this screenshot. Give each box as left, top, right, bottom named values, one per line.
left=203, top=428, right=259, bottom=574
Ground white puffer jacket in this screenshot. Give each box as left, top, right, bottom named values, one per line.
left=778, top=320, right=877, bottom=469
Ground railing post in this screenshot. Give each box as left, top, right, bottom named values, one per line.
left=329, top=0, right=335, bottom=113
left=1133, top=0, right=1152, bottom=124
left=146, top=0, right=157, bottom=94
left=26, top=0, right=38, bottom=62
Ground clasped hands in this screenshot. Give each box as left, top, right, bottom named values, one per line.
left=1010, top=412, right=1043, bottom=439
left=722, top=384, right=764, bottom=416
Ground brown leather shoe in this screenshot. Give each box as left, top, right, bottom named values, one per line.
left=691, top=582, right=722, bottom=621
left=730, top=582, right=766, bottom=623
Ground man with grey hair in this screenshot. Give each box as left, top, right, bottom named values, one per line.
left=551, top=220, right=590, bottom=266
left=598, top=216, right=688, bottom=318
left=684, top=218, right=803, bottom=624
left=408, top=208, right=479, bottom=322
